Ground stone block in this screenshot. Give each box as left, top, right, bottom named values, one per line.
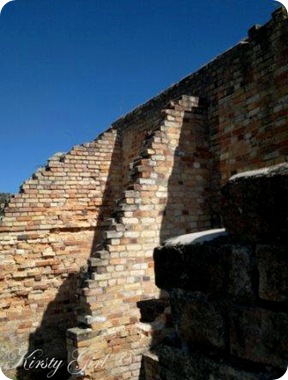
left=256, top=245, right=288, bottom=302
left=227, top=245, right=256, bottom=301
left=221, top=164, right=288, bottom=243
left=170, top=289, right=226, bottom=351
left=154, top=240, right=229, bottom=294
left=143, top=345, right=278, bottom=380
left=230, top=306, right=288, bottom=367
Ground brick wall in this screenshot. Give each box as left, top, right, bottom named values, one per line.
left=0, top=129, right=123, bottom=378
left=0, top=193, right=10, bottom=218
left=112, top=7, right=288, bottom=224
left=0, top=7, right=287, bottom=380
left=66, top=96, right=210, bottom=380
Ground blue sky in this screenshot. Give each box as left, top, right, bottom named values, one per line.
left=0, top=0, right=278, bottom=193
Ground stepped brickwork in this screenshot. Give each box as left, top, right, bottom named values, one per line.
left=0, top=8, right=287, bottom=380
left=0, top=130, right=123, bottom=378
left=66, top=96, right=210, bottom=380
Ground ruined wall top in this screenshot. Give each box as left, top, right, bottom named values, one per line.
left=111, top=7, right=287, bottom=134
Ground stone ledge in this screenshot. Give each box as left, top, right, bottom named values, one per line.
left=154, top=236, right=256, bottom=300
left=221, top=163, right=288, bottom=243
left=66, top=327, right=101, bottom=342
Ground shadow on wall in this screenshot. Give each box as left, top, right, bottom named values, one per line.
left=16, top=130, right=123, bottom=380
left=137, top=100, right=213, bottom=379
left=16, top=273, right=78, bottom=380
left=89, top=131, right=123, bottom=256
left=159, top=99, right=211, bottom=243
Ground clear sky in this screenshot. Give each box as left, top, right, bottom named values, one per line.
left=0, top=0, right=279, bottom=194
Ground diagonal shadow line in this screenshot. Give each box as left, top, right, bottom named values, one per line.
left=16, top=129, right=123, bottom=380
